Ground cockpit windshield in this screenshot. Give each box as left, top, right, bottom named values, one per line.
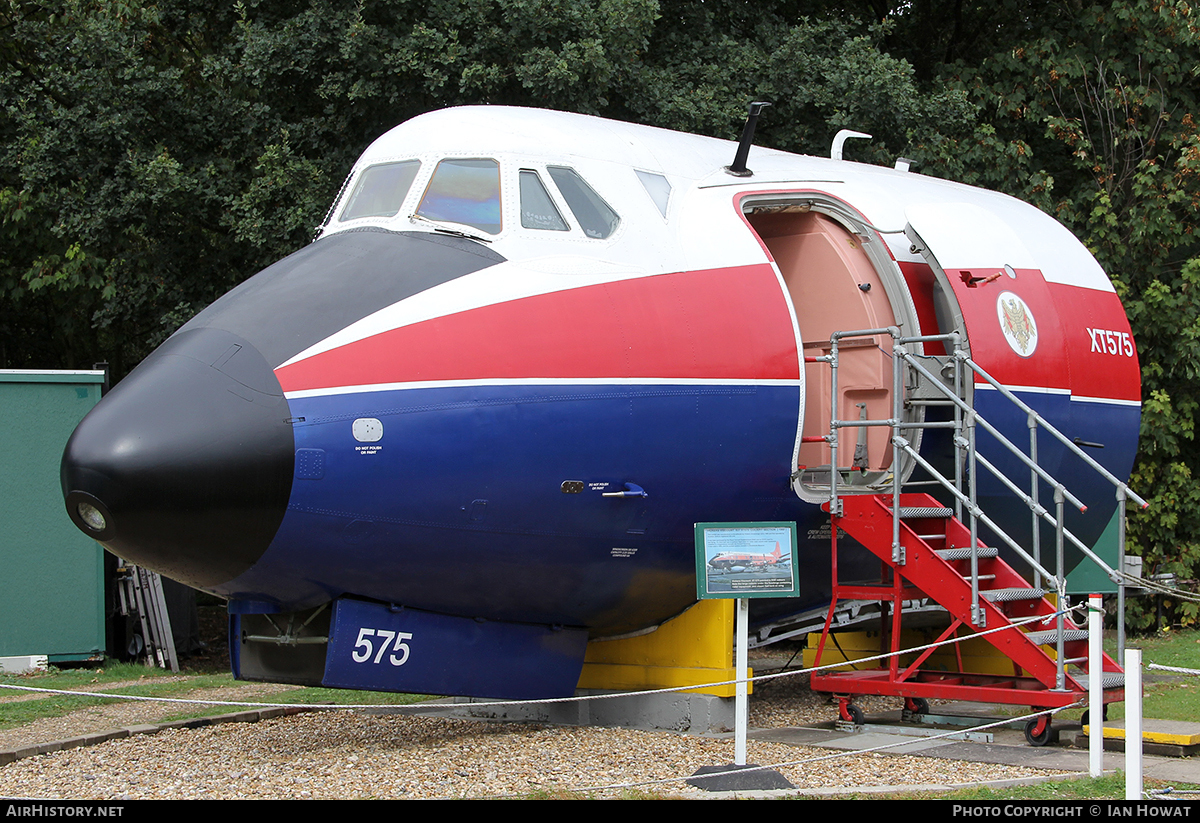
left=331, top=157, right=620, bottom=241
left=339, top=161, right=421, bottom=221
left=416, top=158, right=502, bottom=235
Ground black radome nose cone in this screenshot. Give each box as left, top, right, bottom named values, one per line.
left=62, top=327, right=295, bottom=589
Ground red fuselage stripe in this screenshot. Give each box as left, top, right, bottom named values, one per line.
left=276, top=265, right=800, bottom=393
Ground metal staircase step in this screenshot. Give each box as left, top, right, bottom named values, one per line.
left=980, top=587, right=1047, bottom=602
left=935, top=546, right=1000, bottom=561
left=896, top=506, right=955, bottom=519
left=1073, top=671, right=1126, bottom=690
left=1023, top=629, right=1089, bottom=645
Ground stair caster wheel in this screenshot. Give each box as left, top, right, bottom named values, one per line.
left=903, top=697, right=930, bottom=720
left=1081, top=705, right=1109, bottom=726
left=1024, top=715, right=1055, bottom=747
left=837, top=699, right=865, bottom=726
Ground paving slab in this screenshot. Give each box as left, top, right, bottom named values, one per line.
left=751, top=703, right=1200, bottom=788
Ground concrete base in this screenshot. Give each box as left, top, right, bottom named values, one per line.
left=0, top=655, right=47, bottom=674
left=687, top=763, right=796, bottom=791
left=425, top=690, right=737, bottom=734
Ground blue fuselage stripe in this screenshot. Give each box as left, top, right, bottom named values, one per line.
left=214, top=382, right=1139, bottom=633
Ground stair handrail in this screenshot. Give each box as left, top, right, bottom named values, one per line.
left=939, top=344, right=1146, bottom=660
left=816, top=325, right=1145, bottom=670
left=899, top=349, right=1091, bottom=512
left=895, top=343, right=1147, bottom=584
left=818, top=327, right=1146, bottom=575
left=892, top=433, right=1060, bottom=584
left=969, top=440, right=1121, bottom=581
left=959, top=352, right=1148, bottom=511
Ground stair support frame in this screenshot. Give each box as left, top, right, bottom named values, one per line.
left=808, top=328, right=1138, bottom=724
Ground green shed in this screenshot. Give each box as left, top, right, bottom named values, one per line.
left=1, top=370, right=106, bottom=663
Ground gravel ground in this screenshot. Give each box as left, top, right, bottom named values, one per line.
left=0, top=668, right=1064, bottom=799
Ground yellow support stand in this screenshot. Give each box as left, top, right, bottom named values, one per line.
left=577, top=599, right=750, bottom=697
left=805, top=627, right=1024, bottom=676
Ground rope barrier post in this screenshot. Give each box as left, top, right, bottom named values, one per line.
left=735, top=597, right=748, bottom=766
left=1089, top=593, right=1103, bottom=777
left=1126, top=647, right=1143, bottom=800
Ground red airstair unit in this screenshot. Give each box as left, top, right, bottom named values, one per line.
left=810, top=493, right=1124, bottom=745
left=801, top=328, right=1142, bottom=745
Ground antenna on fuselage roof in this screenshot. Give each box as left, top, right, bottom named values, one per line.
left=725, top=101, right=772, bottom=178
left=831, top=129, right=872, bottom=161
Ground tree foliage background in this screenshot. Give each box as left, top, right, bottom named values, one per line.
left=3, top=0, right=1199, bottom=628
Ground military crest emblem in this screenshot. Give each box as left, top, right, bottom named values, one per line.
left=996, top=291, right=1037, bottom=357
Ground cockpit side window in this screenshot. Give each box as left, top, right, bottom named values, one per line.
left=635, top=170, right=671, bottom=218
left=339, top=160, right=421, bottom=221
left=547, top=166, right=619, bottom=239
left=416, top=158, right=502, bottom=235
left=519, top=170, right=568, bottom=231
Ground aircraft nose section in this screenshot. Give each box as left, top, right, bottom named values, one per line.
left=61, top=327, right=295, bottom=589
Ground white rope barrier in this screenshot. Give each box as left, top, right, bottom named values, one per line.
left=0, top=604, right=1089, bottom=714
left=1118, top=572, right=1200, bottom=602
left=0, top=600, right=1123, bottom=799
left=1147, top=663, right=1200, bottom=677
left=1148, top=788, right=1200, bottom=798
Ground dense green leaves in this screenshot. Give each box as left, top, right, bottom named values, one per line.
left=0, top=0, right=962, bottom=371
left=898, top=1, right=1200, bottom=627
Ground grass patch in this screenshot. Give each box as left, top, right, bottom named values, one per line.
left=1115, top=628, right=1200, bottom=671
left=0, top=664, right=234, bottom=730
left=899, top=775, right=1127, bottom=800
left=1108, top=630, right=1200, bottom=722
left=836, top=775, right=1198, bottom=801
left=508, top=776, right=1200, bottom=800
left=0, top=661, right=431, bottom=731
left=1, top=661, right=196, bottom=690
left=1049, top=629, right=1200, bottom=723
left=510, top=788, right=694, bottom=799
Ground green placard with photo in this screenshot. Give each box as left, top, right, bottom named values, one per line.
left=695, top=521, right=799, bottom=599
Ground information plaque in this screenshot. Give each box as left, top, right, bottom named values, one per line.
left=694, top=521, right=799, bottom=599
